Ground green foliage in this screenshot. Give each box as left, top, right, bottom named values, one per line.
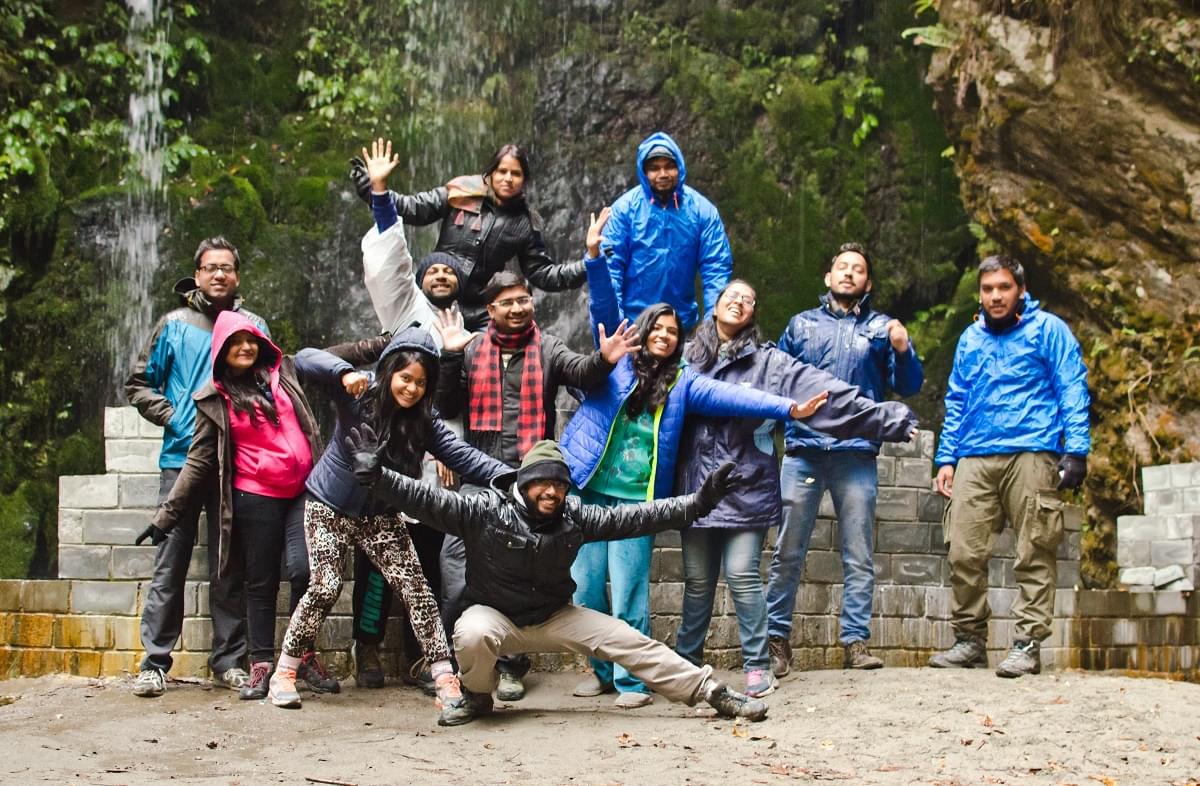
left=901, top=24, right=959, bottom=48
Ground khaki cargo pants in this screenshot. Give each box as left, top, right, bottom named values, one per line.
left=943, top=452, right=1065, bottom=642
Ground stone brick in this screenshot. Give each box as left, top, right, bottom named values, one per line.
left=20, top=581, right=70, bottom=613
left=55, top=615, right=113, bottom=649
left=918, top=430, right=936, bottom=460
left=196, top=582, right=209, bottom=615
left=1053, top=590, right=1077, bottom=617
left=1063, top=504, right=1084, bottom=532
left=875, top=523, right=930, bottom=553
left=67, top=650, right=103, bottom=678
left=58, top=474, right=118, bottom=509
left=875, top=488, right=918, bottom=522
left=652, top=529, right=680, bottom=548
left=101, top=650, right=141, bottom=676
left=186, top=549, right=210, bottom=581
left=876, top=585, right=925, bottom=617
left=917, top=491, right=945, bottom=524
left=58, top=508, right=84, bottom=545
left=793, top=583, right=832, bottom=615
left=138, top=416, right=165, bottom=439
left=82, top=509, right=154, bottom=545
left=1057, top=531, right=1082, bottom=561
left=111, top=616, right=141, bottom=650
left=110, top=546, right=157, bottom=579
left=1057, top=560, right=1080, bottom=590
left=988, top=558, right=1016, bottom=588
left=1077, top=590, right=1130, bottom=618
left=875, top=455, right=895, bottom=485
left=1116, top=538, right=1149, bottom=568
left=924, top=587, right=953, bottom=620
left=1144, top=489, right=1182, bottom=515
left=57, top=545, right=111, bottom=579
left=1161, top=577, right=1195, bottom=591
left=1169, top=462, right=1200, bottom=489
left=792, top=614, right=835, bottom=646
left=105, top=406, right=139, bottom=438
left=1154, top=564, right=1186, bottom=588
left=105, top=439, right=162, bottom=474
left=182, top=618, right=213, bottom=651
left=1163, top=514, right=1198, bottom=540
left=1140, top=464, right=1172, bottom=491
left=817, top=491, right=835, bottom=519
left=171, top=651, right=211, bottom=678
left=70, top=581, right=139, bottom=615
left=985, top=588, right=1019, bottom=619
left=1117, top=515, right=1167, bottom=543
left=119, top=474, right=161, bottom=509
left=20, top=648, right=68, bottom=676
left=891, top=555, right=941, bottom=585
left=805, top=519, right=834, bottom=551
left=14, top=613, right=55, bottom=646
left=1119, top=566, right=1155, bottom=587
left=803, top=551, right=842, bottom=583
left=0, top=581, right=19, bottom=611
left=315, top=616, right=354, bottom=650
left=880, top=437, right=921, bottom=458
left=1153, top=591, right=1187, bottom=616
left=896, top=458, right=933, bottom=488
left=873, top=554, right=893, bottom=584
left=650, top=548, right=683, bottom=582
left=992, top=529, right=1017, bottom=559
left=1150, top=539, right=1193, bottom=566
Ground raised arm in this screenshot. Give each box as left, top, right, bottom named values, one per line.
left=518, top=229, right=586, bottom=292
left=576, top=462, right=741, bottom=541
left=124, top=316, right=175, bottom=427
left=884, top=319, right=924, bottom=398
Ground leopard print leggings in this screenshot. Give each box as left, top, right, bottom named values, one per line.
left=280, top=498, right=450, bottom=662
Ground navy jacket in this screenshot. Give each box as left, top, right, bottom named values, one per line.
left=779, top=293, right=924, bottom=454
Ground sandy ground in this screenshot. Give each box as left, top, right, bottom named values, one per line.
left=0, top=669, right=1196, bottom=786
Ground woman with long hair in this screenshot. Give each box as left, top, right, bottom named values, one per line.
left=673, top=279, right=919, bottom=697
left=150, top=310, right=349, bottom=700
left=351, top=140, right=586, bottom=331
left=270, top=328, right=508, bottom=726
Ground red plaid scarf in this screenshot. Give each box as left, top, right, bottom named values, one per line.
left=467, top=320, right=545, bottom=457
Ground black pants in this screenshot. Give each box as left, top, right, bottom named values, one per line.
left=352, top=520, right=444, bottom=662
left=231, top=489, right=310, bottom=663
left=140, top=469, right=246, bottom=674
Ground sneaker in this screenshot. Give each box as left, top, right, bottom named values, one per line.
left=705, top=683, right=768, bottom=721
left=496, top=672, right=525, bottom=702
left=614, top=691, right=653, bottom=709
left=572, top=674, right=615, bottom=697
left=434, top=673, right=472, bottom=726
left=928, top=635, right=987, bottom=669
left=844, top=640, right=884, bottom=670
left=768, top=636, right=792, bottom=678
left=401, top=657, right=437, bottom=697
left=354, top=642, right=385, bottom=689
left=239, top=661, right=272, bottom=701
left=268, top=667, right=302, bottom=709
left=439, top=684, right=493, bottom=727
left=995, top=639, right=1041, bottom=678
left=298, top=650, right=341, bottom=694
left=132, top=668, right=166, bottom=698
left=213, top=667, right=250, bottom=691
left=745, top=669, right=778, bottom=698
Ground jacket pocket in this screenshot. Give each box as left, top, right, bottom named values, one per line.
left=1026, top=491, right=1065, bottom=550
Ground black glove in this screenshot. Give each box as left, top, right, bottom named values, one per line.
left=349, top=156, right=373, bottom=206
left=1057, top=454, right=1087, bottom=490
left=135, top=524, right=168, bottom=546
left=694, top=462, right=744, bottom=518
left=344, top=423, right=382, bottom=486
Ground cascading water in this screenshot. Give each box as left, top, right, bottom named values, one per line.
left=109, top=0, right=170, bottom=396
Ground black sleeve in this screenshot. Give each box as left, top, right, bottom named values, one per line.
left=574, top=493, right=698, bottom=542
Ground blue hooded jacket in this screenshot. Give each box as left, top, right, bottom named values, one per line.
left=300, top=328, right=508, bottom=517
left=598, top=132, right=733, bottom=333
left=935, top=294, right=1090, bottom=465
left=780, top=293, right=924, bottom=454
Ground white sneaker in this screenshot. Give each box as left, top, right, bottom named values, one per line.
left=613, top=691, right=653, bottom=709
left=132, top=668, right=166, bottom=697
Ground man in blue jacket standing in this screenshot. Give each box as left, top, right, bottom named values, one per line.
left=765, top=243, right=924, bottom=674
left=597, top=132, right=732, bottom=332
left=930, top=255, right=1089, bottom=677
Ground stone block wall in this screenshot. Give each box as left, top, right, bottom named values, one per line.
left=1117, top=463, right=1199, bottom=591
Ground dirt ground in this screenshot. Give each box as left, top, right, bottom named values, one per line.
left=0, top=668, right=1196, bottom=786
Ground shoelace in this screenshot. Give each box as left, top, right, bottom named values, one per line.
left=249, top=664, right=271, bottom=687
left=303, top=652, right=332, bottom=679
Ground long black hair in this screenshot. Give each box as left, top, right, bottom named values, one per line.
left=625, top=303, right=684, bottom=418
left=370, top=348, right=439, bottom=478
left=684, top=279, right=762, bottom=372
left=217, top=334, right=279, bottom=425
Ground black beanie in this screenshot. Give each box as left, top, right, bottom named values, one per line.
left=517, top=440, right=572, bottom=490
left=414, top=252, right=468, bottom=288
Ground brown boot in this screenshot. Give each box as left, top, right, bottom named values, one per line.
left=844, top=640, right=883, bottom=669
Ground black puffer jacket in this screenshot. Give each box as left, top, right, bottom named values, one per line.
left=387, top=185, right=586, bottom=331
left=369, top=468, right=698, bottom=626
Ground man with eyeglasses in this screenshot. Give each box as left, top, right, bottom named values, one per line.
left=764, top=242, right=925, bottom=675
left=124, top=236, right=266, bottom=698
left=431, top=269, right=640, bottom=701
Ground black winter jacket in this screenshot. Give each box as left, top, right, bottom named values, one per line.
left=369, top=469, right=699, bottom=626
left=387, top=186, right=586, bottom=331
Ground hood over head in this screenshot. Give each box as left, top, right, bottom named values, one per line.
left=211, top=309, right=280, bottom=380
left=378, top=326, right=441, bottom=368
left=636, top=132, right=687, bottom=201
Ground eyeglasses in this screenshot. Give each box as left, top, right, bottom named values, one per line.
left=494, top=296, right=533, bottom=309
left=198, top=264, right=237, bottom=275
left=725, top=293, right=756, bottom=306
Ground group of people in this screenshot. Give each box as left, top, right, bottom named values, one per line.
left=123, top=130, right=1091, bottom=727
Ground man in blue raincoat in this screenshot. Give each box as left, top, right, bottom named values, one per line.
left=929, top=255, right=1090, bottom=678
left=591, top=132, right=732, bottom=332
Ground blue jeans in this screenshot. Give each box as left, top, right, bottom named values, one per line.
left=765, top=451, right=878, bottom=644
left=570, top=489, right=653, bottom=695
left=675, top=527, right=769, bottom=672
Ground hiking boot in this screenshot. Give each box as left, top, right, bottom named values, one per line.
left=298, top=650, right=341, bottom=694
left=995, top=639, right=1041, bottom=678
left=745, top=669, right=778, bottom=698
left=572, top=674, right=615, bottom=697
left=213, top=667, right=250, bottom=691
left=434, top=673, right=473, bottom=726
left=401, top=657, right=437, bottom=696
left=239, top=661, right=272, bottom=701
left=132, top=668, right=166, bottom=698
left=844, top=640, right=884, bottom=670
left=768, top=636, right=792, bottom=678
left=928, top=635, right=987, bottom=669
left=705, top=683, right=768, bottom=721
left=614, top=691, right=653, bottom=709
left=496, top=672, right=525, bottom=702
left=268, top=667, right=302, bottom=709
left=354, top=642, right=385, bottom=689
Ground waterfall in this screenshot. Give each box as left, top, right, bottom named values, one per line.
left=109, top=0, right=170, bottom=396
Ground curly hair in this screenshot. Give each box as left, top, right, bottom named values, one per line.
left=625, top=303, right=684, bottom=418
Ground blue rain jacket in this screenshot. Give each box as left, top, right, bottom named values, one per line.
left=935, top=295, right=1090, bottom=465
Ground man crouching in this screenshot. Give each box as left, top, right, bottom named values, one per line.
left=345, top=427, right=766, bottom=725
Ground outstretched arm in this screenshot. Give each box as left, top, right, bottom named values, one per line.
left=576, top=462, right=742, bottom=541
